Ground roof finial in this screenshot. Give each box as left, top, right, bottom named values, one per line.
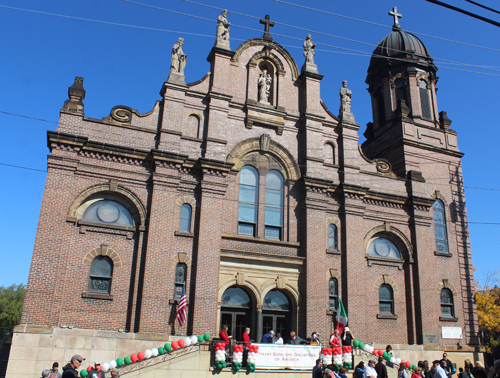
left=389, top=6, right=402, bottom=29
left=260, top=14, right=275, bottom=41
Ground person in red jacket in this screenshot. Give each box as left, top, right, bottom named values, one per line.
left=241, top=327, right=251, bottom=347
left=219, top=325, right=231, bottom=346
left=329, top=329, right=341, bottom=347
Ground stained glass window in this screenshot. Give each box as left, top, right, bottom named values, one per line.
left=329, top=278, right=338, bottom=311
left=379, top=284, right=394, bottom=314
left=174, top=263, right=187, bottom=300
left=265, top=170, right=284, bottom=240
left=221, top=287, right=251, bottom=308
left=368, top=238, right=401, bottom=259
left=89, top=256, right=113, bottom=294
left=238, top=166, right=259, bottom=237
left=440, top=288, right=454, bottom=317
left=263, top=290, right=289, bottom=311
left=433, top=200, right=449, bottom=253
left=82, top=200, right=133, bottom=227
left=180, top=204, right=192, bottom=233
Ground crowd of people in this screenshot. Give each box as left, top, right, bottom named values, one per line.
left=219, top=326, right=321, bottom=346
left=38, top=355, right=121, bottom=378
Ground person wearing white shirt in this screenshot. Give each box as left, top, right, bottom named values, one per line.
left=435, top=361, right=450, bottom=378
left=365, top=360, right=378, bottom=378
left=273, top=332, right=283, bottom=344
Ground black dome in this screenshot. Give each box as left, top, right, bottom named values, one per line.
left=366, top=26, right=437, bottom=84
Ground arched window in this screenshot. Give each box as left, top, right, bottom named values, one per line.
left=440, top=288, right=454, bottom=318
left=419, top=80, right=432, bottom=119
left=180, top=203, right=192, bottom=233
left=89, top=256, right=113, bottom=294
left=82, top=200, right=134, bottom=227
left=329, top=278, right=338, bottom=311
left=368, top=237, right=401, bottom=259
left=433, top=200, right=449, bottom=253
left=186, top=114, right=200, bottom=138
left=395, top=78, right=408, bottom=107
left=379, top=284, right=394, bottom=314
left=376, top=89, right=386, bottom=127
left=328, top=224, right=338, bottom=251
left=238, top=166, right=259, bottom=237
left=263, top=290, right=290, bottom=311
left=174, top=263, right=187, bottom=300
left=325, top=143, right=335, bottom=165
left=265, top=170, right=284, bottom=240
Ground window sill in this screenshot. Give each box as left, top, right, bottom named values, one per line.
left=222, top=233, right=300, bottom=247
left=326, top=310, right=337, bottom=315
left=82, top=292, right=114, bottom=300
left=377, top=313, right=397, bottom=320
left=439, top=316, right=458, bottom=322
left=169, top=299, right=189, bottom=305
left=434, top=251, right=452, bottom=257
left=326, top=249, right=341, bottom=255
left=77, top=220, right=136, bottom=232
left=174, top=231, right=194, bottom=238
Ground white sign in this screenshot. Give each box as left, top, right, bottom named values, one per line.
left=442, top=327, right=463, bottom=339
left=254, top=344, right=321, bottom=370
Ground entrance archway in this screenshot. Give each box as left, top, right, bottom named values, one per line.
left=262, top=290, right=291, bottom=341
left=220, top=287, right=253, bottom=340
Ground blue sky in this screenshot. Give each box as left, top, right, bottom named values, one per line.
left=0, top=0, right=498, bottom=288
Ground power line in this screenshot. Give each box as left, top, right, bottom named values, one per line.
left=466, top=0, right=500, bottom=15
left=273, top=0, right=500, bottom=53
left=425, top=0, right=500, bottom=28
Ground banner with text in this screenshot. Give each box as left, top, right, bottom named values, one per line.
left=254, top=344, right=321, bottom=370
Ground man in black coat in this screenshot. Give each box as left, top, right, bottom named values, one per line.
left=61, top=355, right=85, bottom=378
left=312, top=359, right=323, bottom=378
left=375, top=357, right=388, bottom=378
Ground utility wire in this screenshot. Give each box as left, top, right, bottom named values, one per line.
left=181, top=0, right=500, bottom=73
left=425, top=0, right=500, bottom=28
left=465, top=0, right=500, bottom=15
left=273, top=0, right=500, bottom=53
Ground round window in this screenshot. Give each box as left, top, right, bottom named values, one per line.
left=368, top=237, right=401, bottom=259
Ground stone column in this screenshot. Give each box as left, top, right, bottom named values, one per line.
left=256, top=305, right=263, bottom=343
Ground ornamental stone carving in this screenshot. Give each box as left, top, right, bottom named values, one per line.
left=215, top=10, right=231, bottom=50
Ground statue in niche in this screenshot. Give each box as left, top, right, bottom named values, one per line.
left=215, top=10, right=230, bottom=49
left=303, top=34, right=316, bottom=64
left=339, top=80, right=352, bottom=114
left=170, top=38, right=187, bottom=75
left=258, top=70, right=272, bottom=104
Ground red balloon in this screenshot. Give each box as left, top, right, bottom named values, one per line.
left=87, top=366, right=93, bottom=373
left=178, top=339, right=185, bottom=348
left=138, top=352, right=145, bottom=361
left=171, top=341, right=178, bottom=350
left=378, top=350, right=384, bottom=357
left=131, top=354, right=138, bottom=363
left=405, top=362, right=411, bottom=368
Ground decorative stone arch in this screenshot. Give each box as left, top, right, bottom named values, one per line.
left=83, top=244, right=122, bottom=268
left=227, top=137, right=300, bottom=181
left=373, top=274, right=400, bottom=294
left=260, top=279, right=299, bottom=310
left=325, top=217, right=340, bottom=228
left=249, top=50, right=286, bottom=76
left=327, top=269, right=341, bottom=281
left=435, top=279, right=458, bottom=296
left=218, top=277, right=261, bottom=307
left=175, top=195, right=196, bottom=208
left=68, top=181, right=147, bottom=231
left=231, top=39, right=299, bottom=80
left=417, top=74, right=431, bottom=87
left=364, top=223, right=414, bottom=261
left=389, top=72, right=409, bottom=87
left=429, top=190, right=449, bottom=207
left=169, top=252, right=192, bottom=268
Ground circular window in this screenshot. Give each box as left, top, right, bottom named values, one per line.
left=82, top=200, right=134, bottom=227
left=97, top=201, right=121, bottom=223
left=368, top=237, right=401, bottom=259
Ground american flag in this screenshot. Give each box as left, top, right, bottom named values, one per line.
left=176, top=284, right=187, bottom=327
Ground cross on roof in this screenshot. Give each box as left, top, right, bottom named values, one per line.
left=260, top=14, right=274, bottom=41
left=388, top=6, right=402, bottom=28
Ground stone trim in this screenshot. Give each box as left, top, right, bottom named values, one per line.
left=83, top=244, right=122, bottom=268
left=373, top=275, right=400, bottom=294
left=435, top=279, right=458, bottom=296
left=169, top=252, right=192, bottom=268
left=175, top=196, right=196, bottom=208
left=326, top=217, right=340, bottom=227
left=429, top=190, right=449, bottom=207
left=68, top=182, right=147, bottom=230
left=328, top=269, right=341, bottom=280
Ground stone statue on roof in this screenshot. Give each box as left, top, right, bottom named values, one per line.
left=171, top=38, right=187, bottom=76
left=215, top=10, right=231, bottom=50
left=303, top=34, right=316, bottom=65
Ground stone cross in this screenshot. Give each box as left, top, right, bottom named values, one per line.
left=260, top=14, right=275, bottom=41
left=388, top=6, right=402, bottom=27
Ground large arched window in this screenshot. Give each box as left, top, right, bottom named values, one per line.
left=174, top=263, right=187, bottom=300
left=395, top=78, right=408, bottom=107
left=265, top=170, right=284, bottom=240
left=433, top=200, right=449, bottom=254
left=440, top=288, right=454, bottom=318
left=89, top=256, right=113, bottom=294
left=376, top=89, right=386, bottom=127
left=368, top=237, right=401, bottom=259
left=379, top=284, right=394, bottom=315
left=419, top=80, right=432, bottom=120
left=180, top=203, right=192, bottom=233
left=238, top=166, right=259, bottom=236
left=329, top=277, right=338, bottom=311
left=328, top=224, right=338, bottom=251
left=263, top=290, right=290, bottom=311
left=82, top=200, right=134, bottom=227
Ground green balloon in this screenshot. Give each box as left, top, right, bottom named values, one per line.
left=124, top=356, right=131, bottom=365
left=353, top=340, right=360, bottom=347
left=80, top=370, right=88, bottom=378
left=198, top=335, right=204, bottom=343
left=204, top=333, right=211, bottom=341
left=165, top=343, right=172, bottom=352
left=116, top=358, right=124, bottom=367
left=358, top=342, right=364, bottom=349
left=158, top=347, right=164, bottom=355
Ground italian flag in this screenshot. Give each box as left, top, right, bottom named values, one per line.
left=335, top=299, right=348, bottom=333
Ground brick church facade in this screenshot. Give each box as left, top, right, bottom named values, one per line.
left=10, top=12, right=480, bottom=378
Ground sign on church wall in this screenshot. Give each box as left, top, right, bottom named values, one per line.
left=423, top=334, right=439, bottom=344
left=255, top=344, right=321, bottom=370
left=441, top=327, right=463, bottom=339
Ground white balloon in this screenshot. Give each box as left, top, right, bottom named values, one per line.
left=102, top=363, right=110, bottom=372
left=152, top=348, right=159, bottom=357
left=396, top=358, right=401, bottom=365
left=185, top=337, right=191, bottom=346
left=191, top=335, right=198, bottom=344
left=109, top=361, right=117, bottom=369
left=145, top=350, right=152, bottom=359
left=363, top=345, right=370, bottom=351
left=391, top=357, right=396, bottom=363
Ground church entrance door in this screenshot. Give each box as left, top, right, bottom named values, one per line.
left=262, top=290, right=291, bottom=340
left=220, top=287, right=253, bottom=340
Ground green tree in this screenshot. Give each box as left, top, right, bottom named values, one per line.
left=0, top=284, right=26, bottom=334
left=475, top=270, right=500, bottom=356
